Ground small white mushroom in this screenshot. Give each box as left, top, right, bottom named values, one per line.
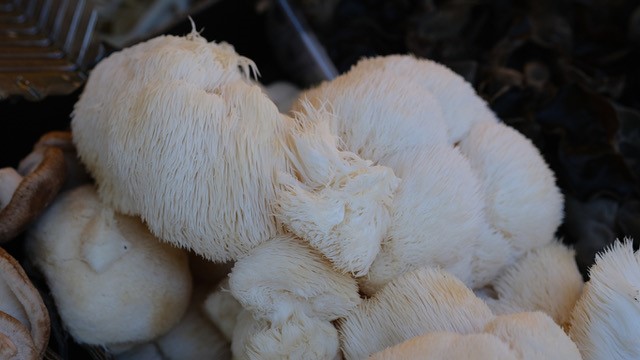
left=485, top=312, right=582, bottom=360
left=369, top=332, right=517, bottom=360
left=568, top=239, right=640, bottom=360
left=276, top=105, right=399, bottom=275
left=481, top=241, right=583, bottom=327
left=338, top=267, right=494, bottom=360
left=116, top=288, right=231, bottom=360
left=231, top=309, right=340, bottom=360
left=228, top=234, right=360, bottom=325
left=457, top=121, right=564, bottom=259
left=203, top=278, right=243, bottom=341
left=26, top=185, right=192, bottom=350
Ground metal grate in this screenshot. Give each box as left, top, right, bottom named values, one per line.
left=0, top=0, right=104, bottom=101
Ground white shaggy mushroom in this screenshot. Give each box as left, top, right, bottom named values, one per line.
left=293, top=61, right=450, bottom=162
left=568, top=239, right=640, bottom=360
left=292, top=55, right=562, bottom=293
left=457, top=121, right=564, bottom=259
left=348, top=55, right=499, bottom=143
left=276, top=105, right=399, bottom=275
left=338, top=267, right=494, bottom=360
left=26, top=185, right=192, bottom=350
left=72, top=32, right=288, bottom=262
left=228, top=234, right=360, bottom=325
left=369, top=332, right=517, bottom=360
left=231, top=309, right=340, bottom=360
left=485, top=312, right=582, bottom=360
left=360, top=146, right=510, bottom=294
left=481, top=241, right=583, bottom=326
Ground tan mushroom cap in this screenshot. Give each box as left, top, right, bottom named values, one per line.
left=0, top=312, right=38, bottom=360
left=0, top=146, right=66, bottom=242
left=0, top=247, right=50, bottom=358
left=18, top=131, right=91, bottom=191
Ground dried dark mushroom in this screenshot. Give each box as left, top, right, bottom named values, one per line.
left=18, top=131, right=91, bottom=192
left=0, top=312, right=38, bottom=360
left=0, top=247, right=50, bottom=359
left=0, top=146, right=66, bottom=242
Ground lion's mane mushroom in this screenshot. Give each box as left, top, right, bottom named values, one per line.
left=346, top=55, right=499, bottom=143
left=26, top=185, right=192, bottom=351
left=228, top=234, right=360, bottom=325
left=232, top=309, right=340, bottom=360
left=0, top=247, right=49, bottom=359
left=369, top=332, right=517, bottom=360
left=480, top=241, right=583, bottom=327
left=0, top=146, right=66, bottom=242
left=338, top=267, right=494, bottom=360
left=485, top=312, right=582, bottom=360
left=71, top=32, right=289, bottom=262
left=292, top=54, right=563, bottom=292
left=457, top=121, right=563, bottom=260
left=568, top=239, right=640, bottom=360
left=293, top=59, right=450, bottom=163
left=359, top=145, right=509, bottom=294
left=276, top=104, right=399, bottom=276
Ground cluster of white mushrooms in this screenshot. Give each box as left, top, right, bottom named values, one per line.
left=17, top=31, right=640, bottom=359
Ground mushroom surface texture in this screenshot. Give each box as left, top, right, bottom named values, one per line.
left=0, top=247, right=50, bottom=359
left=457, top=121, right=563, bottom=260
left=339, top=54, right=499, bottom=143
left=231, top=309, right=340, bottom=360
left=292, top=54, right=562, bottom=293
left=228, top=234, right=360, bottom=325
left=484, top=312, right=582, bottom=360
left=568, top=239, right=640, bottom=360
left=360, top=145, right=509, bottom=294
left=0, top=312, right=37, bottom=360
left=293, top=59, right=450, bottom=163
left=369, top=331, right=517, bottom=360
left=481, top=241, right=583, bottom=326
left=0, top=146, right=66, bottom=242
left=26, top=185, right=192, bottom=350
left=338, top=267, right=494, bottom=360
left=71, top=31, right=288, bottom=262
left=116, top=287, right=231, bottom=360
left=276, top=105, right=399, bottom=276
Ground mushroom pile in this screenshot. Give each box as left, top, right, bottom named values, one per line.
left=19, top=31, right=640, bottom=359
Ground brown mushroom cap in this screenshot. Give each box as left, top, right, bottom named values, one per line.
left=0, top=247, right=50, bottom=358
left=18, top=131, right=91, bottom=191
left=0, top=312, right=38, bottom=360
left=0, top=146, right=66, bottom=242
